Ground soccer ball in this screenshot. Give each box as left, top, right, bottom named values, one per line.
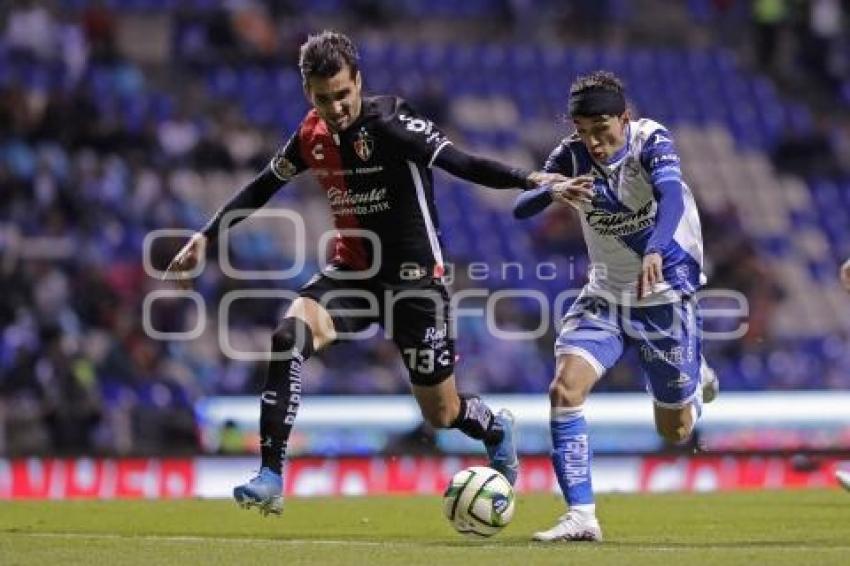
left=442, top=466, right=515, bottom=537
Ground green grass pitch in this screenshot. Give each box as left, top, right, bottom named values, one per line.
left=1, top=490, right=849, bottom=565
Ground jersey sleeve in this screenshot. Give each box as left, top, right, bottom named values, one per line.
left=640, top=129, right=686, bottom=255
left=269, top=130, right=309, bottom=182
left=200, top=130, right=305, bottom=239
left=543, top=141, right=575, bottom=176
left=382, top=100, right=452, bottom=167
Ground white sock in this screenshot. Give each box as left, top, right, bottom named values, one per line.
left=570, top=503, right=596, bottom=519
left=551, top=405, right=584, bottom=422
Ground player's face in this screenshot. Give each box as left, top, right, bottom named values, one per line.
left=304, top=65, right=363, bottom=132
left=573, top=114, right=628, bottom=162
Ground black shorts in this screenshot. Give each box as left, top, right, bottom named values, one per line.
left=298, top=267, right=455, bottom=386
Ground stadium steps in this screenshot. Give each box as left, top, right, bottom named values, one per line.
left=677, top=125, right=850, bottom=336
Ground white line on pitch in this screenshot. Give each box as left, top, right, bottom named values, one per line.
left=3, top=532, right=850, bottom=552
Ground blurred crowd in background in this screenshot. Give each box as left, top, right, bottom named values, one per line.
left=1, top=0, right=849, bottom=456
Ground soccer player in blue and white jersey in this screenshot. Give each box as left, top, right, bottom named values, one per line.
left=514, top=70, right=719, bottom=542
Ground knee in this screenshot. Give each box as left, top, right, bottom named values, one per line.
left=656, top=421, right=693, bottom=444
left=271, top=319, right=297, bottom=351
left=548, top=378, right=586, bottom=408
left=271, top=318, right=314, bottom=355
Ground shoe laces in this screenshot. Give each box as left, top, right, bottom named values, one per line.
left=249, top=468, right=272, bottom=483
left=559, top=512, right=593, bottom=528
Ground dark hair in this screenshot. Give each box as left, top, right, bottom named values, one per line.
left=298, top=30, right=359, bottom=82
left=569, top=70, right=625, bottom=98
left=567, top=70, right=626, bottom=118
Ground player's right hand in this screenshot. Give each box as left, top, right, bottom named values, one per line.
left=840, top=257, right=850, bottom=292
left=550, top=176, right=595, bottom=206
left=527, top=171, right=568, bottom=187
left=164, top=232, right=207, bottom=289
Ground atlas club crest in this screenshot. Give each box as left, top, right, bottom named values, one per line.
left=353, top=129, right=374, bottom=161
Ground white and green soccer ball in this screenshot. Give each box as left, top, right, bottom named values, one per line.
left=442, top=466, right=515, bottom=537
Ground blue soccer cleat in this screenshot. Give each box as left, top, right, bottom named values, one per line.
left=486, top=409, right=519, bottom=486
left=233, top=467, right=283, bottom=516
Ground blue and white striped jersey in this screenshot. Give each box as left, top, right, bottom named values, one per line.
left=544, top=118, right=706, bottom=303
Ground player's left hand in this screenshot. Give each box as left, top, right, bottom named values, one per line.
left=638, top=252, right=663, bottom=300
left=840, top=257, right=850, bottom=292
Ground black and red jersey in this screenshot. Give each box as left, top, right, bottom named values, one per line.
left=270, top=95, right=452, bottom=279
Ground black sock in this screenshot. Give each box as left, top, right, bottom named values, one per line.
left=260, top=317, right=314, bottom=474
left=451, top=395, right=504, bottom=446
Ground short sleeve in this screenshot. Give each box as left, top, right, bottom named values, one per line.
left=382, top=100, right=452, bottom=167
left=269, top=131, right=308, bottom=182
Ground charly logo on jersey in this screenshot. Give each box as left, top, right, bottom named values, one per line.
left=353, top=129, right=374, bottom=161
left=586, top=200, right=654, bottom=236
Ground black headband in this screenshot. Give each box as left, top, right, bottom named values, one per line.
left=568, top=88, right=626, bottom=117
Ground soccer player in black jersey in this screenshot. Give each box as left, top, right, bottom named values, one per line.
left=165, top=30, right=565, bottom=515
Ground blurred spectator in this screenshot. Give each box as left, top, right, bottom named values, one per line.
left=799, top=0, right=846, bottom=93
left=4, top=0, right=55, bottom=60
left=772, top=115, right=839, bottom=176
left=218, top=419, right=245, bottom=454
left=82, top=0, right=118, bottom=62
left=752, top=0, right=789, bottom=72
left=701, top=205, right=784, bottom=347
left=157, top=110, right=201, bottom=162
left=408, top=80, right=449, bottom=127
left=231, top=0, right=279, bottom=64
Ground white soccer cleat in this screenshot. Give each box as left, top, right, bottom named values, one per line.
left=700, top=361, right=719, bottom=404
left=836, top=470, right=850, bottom=491
left=532, top=512, right=603, bottom=542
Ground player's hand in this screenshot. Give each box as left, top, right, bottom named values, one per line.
left=841, top=258, right=850, bottom=292
left=638, top=252, right=663, bottom=300
left=527, top=171, right=568, bottom=187
left=164, top=232, right=207, bottom=289
left=550, top=176, right=595, bottom=206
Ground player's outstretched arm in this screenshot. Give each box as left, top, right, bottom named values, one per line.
left=163, top=166, right=285, bottom=288
left=841, top=258, right=850, bottom=292
left=432, top=144, right=564, bottom=190
left=513, top=185, right=553, bottom=218
left=513, top=176, right=594, bottom=219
